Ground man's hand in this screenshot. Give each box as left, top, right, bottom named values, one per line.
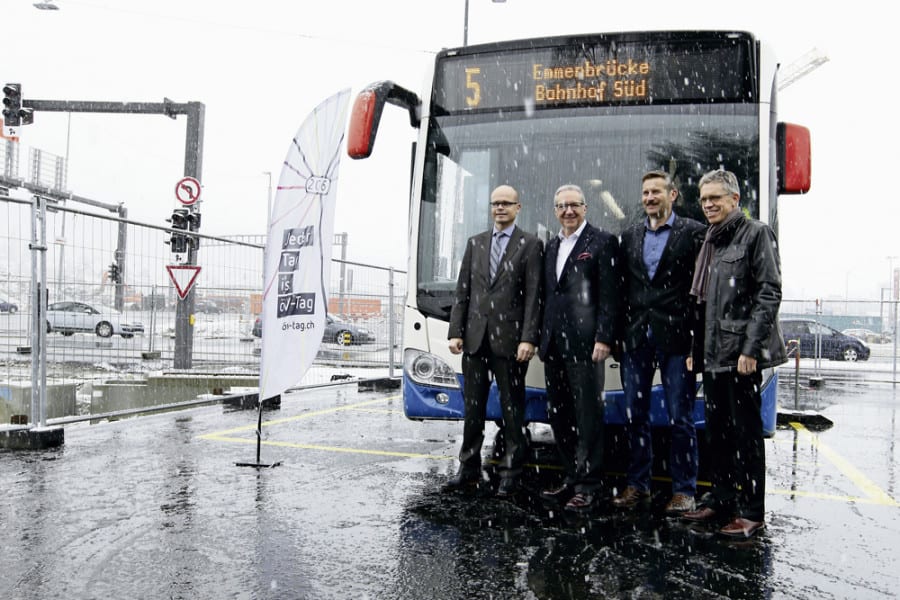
left=516, top=342, right=536, bottom=362
left=592, top=342, right=611, bottom=363
left=449, top=338, right=463, bottom=355
left=737, top=354, right=757, bottom=375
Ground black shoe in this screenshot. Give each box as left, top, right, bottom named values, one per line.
left=540, top=483, right=574, bottom=504
left=496, top=478, right=518, bottom=498
left=442, top=472, right=480, bottom=493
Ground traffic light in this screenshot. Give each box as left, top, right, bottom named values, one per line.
left=187, top=211, right=201, bottom=232
left=108, top=263, right=120, bottom=284
left=167, top=208, right=189, bottom=253
left=2, top=83, right=22, bottom=127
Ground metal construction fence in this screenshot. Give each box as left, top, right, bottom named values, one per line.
left=1, top=195, right=405, bottom=424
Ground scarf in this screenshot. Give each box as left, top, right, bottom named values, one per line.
left=690, top=209, right=745, bottom=303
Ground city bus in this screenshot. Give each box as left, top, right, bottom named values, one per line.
left=347, top=31, right=811, bottom=453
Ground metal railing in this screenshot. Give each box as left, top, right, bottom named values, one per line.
left=1, top=195, right=406, bottom=424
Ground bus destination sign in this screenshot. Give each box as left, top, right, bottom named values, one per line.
left=433, top=35, right=756, bottom=113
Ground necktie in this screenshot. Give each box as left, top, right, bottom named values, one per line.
left=490, top=232, right=505, bottom=280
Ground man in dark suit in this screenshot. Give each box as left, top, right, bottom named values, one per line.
left=444, top=184, right=543, bottom=497
left=538, top=184, right=621, bottom=513
left=612, top=170, right=706, bottom=515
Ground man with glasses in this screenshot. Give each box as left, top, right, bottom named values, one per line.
left=444, top=184, right=544, bottom=498
left=538, top=184, right=621, bottom=513
left=613, top=170, right=706, bottom=515
left=681, top=169, right=786, bottom=538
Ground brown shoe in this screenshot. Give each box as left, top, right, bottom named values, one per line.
left=611, top=486, right=650, bottom=509
left=664, top=494, right=696, bottom=515
left=681, top=506, right=717, bottom=523
left=718, top=517, right=765, bottom=538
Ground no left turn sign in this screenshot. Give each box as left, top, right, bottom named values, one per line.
left=175, top=176, right=201, bottom=205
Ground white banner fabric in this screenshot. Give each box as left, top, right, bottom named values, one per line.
left=259, top=89, right=351, bottom=400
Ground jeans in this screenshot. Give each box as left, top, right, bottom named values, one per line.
left=620, top=340, right=698, bottom=495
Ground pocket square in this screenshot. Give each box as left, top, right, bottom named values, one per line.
left=576, top=252, right=592, bottom=260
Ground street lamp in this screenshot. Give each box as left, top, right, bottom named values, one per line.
left=888, top=256, right=899, bottom=330
left=262, top=171, right=273, bottom=228
left=463, top=0, right=507, bottom=47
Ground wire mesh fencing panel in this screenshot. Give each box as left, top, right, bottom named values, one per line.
left=1, top=196, right=405, bottom=422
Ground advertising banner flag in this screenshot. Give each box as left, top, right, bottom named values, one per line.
left=259, top=89, right=351, bottom=401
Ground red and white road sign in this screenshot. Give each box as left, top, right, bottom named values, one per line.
left=166, top=265, right=201, bottom=299
left=175, top=176, right=202, bottom=205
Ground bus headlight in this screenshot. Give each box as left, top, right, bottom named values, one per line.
left=403, top=348, right=460, bottom=389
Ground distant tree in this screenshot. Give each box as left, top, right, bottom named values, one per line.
left=645, top=130, right=759, bottom=223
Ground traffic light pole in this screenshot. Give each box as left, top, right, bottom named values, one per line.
left=23, top=98, right=205, bottom=368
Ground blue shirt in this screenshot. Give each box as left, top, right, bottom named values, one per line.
left=642, top=212, right=675, bottom=281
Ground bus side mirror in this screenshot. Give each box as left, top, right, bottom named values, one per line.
left=776, top=122, right=811, bottom=194
left=347, top=81, right=421, bottom=160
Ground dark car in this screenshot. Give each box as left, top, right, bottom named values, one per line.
left=251, top=315, right=374, bottom=345
left=0, top=298, right=18, bottom=313
left=780, top=318, right=870, bottom=362
left=194, top=299, right=221, bottom=314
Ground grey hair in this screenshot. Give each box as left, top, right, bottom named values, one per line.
left=698, top=169, right=740, bottom=197
left=553, top=184, right=585, bottom=202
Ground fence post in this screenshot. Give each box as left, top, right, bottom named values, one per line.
left=388, top=267, right=395, bottom=378
left=29, top=196, right=48, bottom=427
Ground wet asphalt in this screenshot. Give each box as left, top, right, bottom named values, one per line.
left=1, top=368, right=898, bottom=599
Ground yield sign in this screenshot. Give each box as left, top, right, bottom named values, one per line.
left=166, top=265, right=201, bottom=300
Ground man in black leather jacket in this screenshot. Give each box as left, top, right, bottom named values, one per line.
left=682, top=169, right=786, bottom=539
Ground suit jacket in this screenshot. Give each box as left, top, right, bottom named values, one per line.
left=620, top=214, right=706, bottom=355
left=448, top=225, right=543, bottom=358
left=539, top=222, right=621, bottom=361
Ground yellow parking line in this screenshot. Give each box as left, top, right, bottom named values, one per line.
left=198, top=396, right=398, bottom=439
left=202, top=433, right=454, bottom=461
left=789, top=422, right=899, bottom=507
left=200, top=399, right=899, bottom=507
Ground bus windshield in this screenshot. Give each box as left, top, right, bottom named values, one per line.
left=416, top=103, right=760, bottom=320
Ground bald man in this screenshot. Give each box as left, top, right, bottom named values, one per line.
left=445, top=185, right=544, bottom=498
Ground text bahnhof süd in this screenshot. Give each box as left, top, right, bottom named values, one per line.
left=532, top=59, right=650, bottom=102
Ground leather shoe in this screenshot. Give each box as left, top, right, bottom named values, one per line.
left=441, top=472, right=479, bottom=493
left=540, top=483, right=574, bottom=503
left=681, top=506, right=717, bottom=523
left=495, top=478, right=518, bottom=498
left=564, top=492, right=597, bottom=513
left=718, top=517, right=765, bottom=538
left=611, top=486, right=650, bottom=509
left=664, top=494, right=697, bottom=515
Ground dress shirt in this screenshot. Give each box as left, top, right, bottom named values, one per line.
left=555, top=220, right=587, bottom=280
left=642, top=212, right=675, bottom=281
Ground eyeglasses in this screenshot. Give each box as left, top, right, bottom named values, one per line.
left=699, top=194, right=729, bottom=204
left=554, top=202, right=585, bottom=211
left=490, top=201, right=518, bottom=208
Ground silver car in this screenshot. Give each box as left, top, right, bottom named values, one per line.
left=47, top=301, right=145, bottom=338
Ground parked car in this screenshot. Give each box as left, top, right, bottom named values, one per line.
left=841, top=328, right=890, bottom=344
left=46, top=301, right=145, bottom=338
left=324, top=315, right=375, bottom=345
left=194, top=299, right=221, bottom=314
left=780, top=318, right=870, bottom=361
left=251, top=315, right=374, bottom=345
left=0, top=297, right=18, bottom=313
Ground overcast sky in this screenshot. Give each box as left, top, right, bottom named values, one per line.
left=7, top=0, right=897, bottom=303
